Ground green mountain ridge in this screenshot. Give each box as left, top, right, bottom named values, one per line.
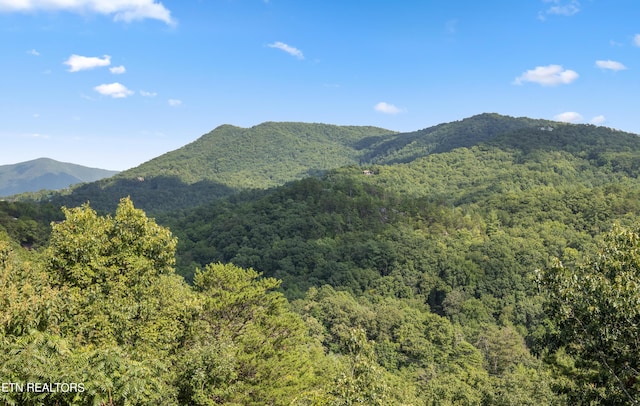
left=121, top=121, right=397, bottom=185
left=0, top=157, right=118, bottom=197
left=40, top=113, right=602, bottom=213
left=362, top=112, right=560, bottom=164
left=45, top=122, right=398, bottom=213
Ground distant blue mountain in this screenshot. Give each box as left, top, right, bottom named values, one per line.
left=0, top=158, right=118, bottom=197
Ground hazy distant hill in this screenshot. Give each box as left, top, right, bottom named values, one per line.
left=0, top=158, right=118, bottom=197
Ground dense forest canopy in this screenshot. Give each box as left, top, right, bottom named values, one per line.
left=2, top=114, right=640, bottom=404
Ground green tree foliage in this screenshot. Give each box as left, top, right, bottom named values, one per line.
left=541, top=223, right=640, bottom=404
left=177, top=262, right=329, bottom=405
left=331, top=328, right=391, bottom=405
left=0, top=200, right=333, bottom=404
left=45, top=198, right=190, bottom=360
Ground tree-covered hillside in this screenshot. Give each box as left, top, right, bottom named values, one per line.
left=43, top=123, right=397, bottom=213
left=168, top=121, right=640, bottom=289
left=4, top=114, right=640, bottom=404
left=157, top=120, right=640, bottom=403
left=123, top=122, right=395, bottom=185
left=362, top=113, right=558, bottom=165
left=33, top=114, right=570, bottom=214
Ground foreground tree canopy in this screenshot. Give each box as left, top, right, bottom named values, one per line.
left=0, top=198, right=554, bottom=405
left=0, top=199, right=328, bottom=405
left=1, top=194, right=639, bottom=404
left=541, top=223, right=640, bottom=405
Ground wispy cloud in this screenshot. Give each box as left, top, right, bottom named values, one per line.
left=27, top=49, right=40, bottom=56
left=140, top=90, right=157, bottom=97
left=445, top=19, right=458, bottom=34
left=513, top=64, right=578, bottom=86
left=64, top=54, right=111, bottom=72
left=634, top=34, right=640, bottom=47
left=595, top=60, right=627, bottom=71
left=268, top=42, right=304, bottom=59
left=374, top=102, right=404, bottom=115
left=23, top=132, right=50, bottom=139
left=168, top=99, right=182, bottom=107
left=554, top=111, right=583, bottom=123
left=0, top=0, right=175, bottom=25
left=110, top=65, right=126, bottom=74
left=590, top=115, right=606, bottom=125
left=94, top=82, right=133, bottom=98
left=539, top=0, right=580, bottom=20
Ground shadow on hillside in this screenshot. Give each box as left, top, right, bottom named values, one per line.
left=49, top=175, right=237, bottom=214
left=350, top=133, right=399, bottom=151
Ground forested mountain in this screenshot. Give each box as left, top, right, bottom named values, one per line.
left=3, top=114, right=640, bottom=404
left=45, top=122, right=397, bottom=213
left=362, top=112, right=557, bottom=164
left=0, top=158, right=118, bottom=197
left=38, top=113, right=563, bottom=213
left=167, top=121, right=640, bottom=284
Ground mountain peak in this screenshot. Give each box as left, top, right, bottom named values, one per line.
left=0, top=158, right=118, bottom=197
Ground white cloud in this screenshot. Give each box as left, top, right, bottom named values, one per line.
left=590, top=115, right=606, bottom=125
left=0, top=0, right=175, bottom=25
left=94, top=82, right=133, bottom=98
left=168, top=99, right=182, bottom=106
left=64, top=54, right=111, bottom=72
left=540, top=0, right=580, bottom=18
left=513, top=64, right=578, bottom=86
left=268, top=42, right=304, bottom=59
left=595, top=60, right=627, bottom=71
left=27, top=49, right=39, bottom=56
left=374, top=102, right=403, bottom=115
left=109, top=65, right=126, bottom=74
left=634, top=34, right=640, bottom=47
left=140, top=90, right=157, bottom=97
left=554, top=111, right=583, bottom=123
left=547, top=4, right=580, bottom=16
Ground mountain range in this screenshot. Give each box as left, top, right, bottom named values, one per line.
left=41, top=113, right=602, bottom=213
left=0, top=157, right=118, bottom=197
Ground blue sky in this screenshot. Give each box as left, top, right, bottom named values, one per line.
left=1, top=0, right=639, bottom=170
